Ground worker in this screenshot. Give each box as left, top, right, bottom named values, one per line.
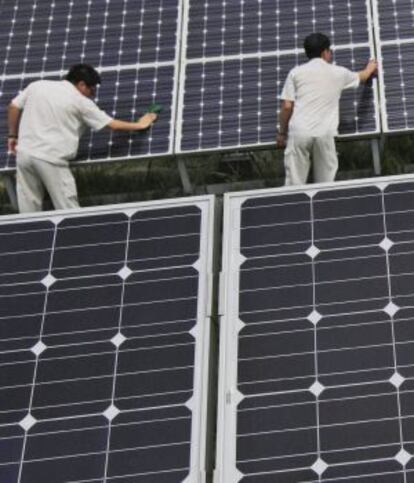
left=7, top=63, right=158, bottom=213
left=276, top=33, right=378, bottom=186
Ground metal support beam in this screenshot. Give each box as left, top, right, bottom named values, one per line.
left=177, top=158, right=193, bottom=194
left=370, top=138, right=383, bottom=176
left=1, top=173, right=18, bottom=211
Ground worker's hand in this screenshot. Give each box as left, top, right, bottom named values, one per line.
left=358, top=59, right=379, bottom=83
left=145, top=112, right=157, bottom=123
left=136, top=112, right=157, bottom=130
left=7, top=136, right=17, bottom=155
left=366, top=59, right=378, bottom=77
left=276, top=133, right=287, bottom=149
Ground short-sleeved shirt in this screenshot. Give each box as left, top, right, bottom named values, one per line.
left=280, top=58, right=360, bottom=137
left=12, top=80, right=113, bottom=164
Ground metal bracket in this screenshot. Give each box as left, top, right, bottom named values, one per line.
left=371, top=137, right=384, bottom=176
left=1, top=173, right=18, bottom=211
left=176, top=158, right=193, bottom=194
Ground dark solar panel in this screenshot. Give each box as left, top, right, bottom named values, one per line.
left=3, top=0, right=404, bottom=168
left=375, top=0, right=414, bottom=43
left=186, top=0, right=371, bottom=59
left=177, top=0, right=379, bottom=154
left=179, top=47, right=377, bottom=153
left=374, top=0, right=414, bottom=132
left=0, top=0, right=180, bottom=170
left=217, top=176, right=414, bottom=482
left=0, top=196, right=214, bottom=483
left=0, top=0, right=179, bottom=74
left=0, top=66, right=175, bottom=170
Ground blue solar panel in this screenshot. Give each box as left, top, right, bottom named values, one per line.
left=177, top=0, right=379, bottom=154
left=0, top=0, right=178, bottom=74
left=0, top=0, right=180, bottom=170
left=4, top=0, right=410, bottom=169
left=373, top=0, right=414, bottom=132
left=0, top=66, right=175, bottom=170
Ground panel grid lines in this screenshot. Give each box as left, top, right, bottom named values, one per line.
left=0, top=197, right=213, bottom=483
left=218, top=177, right=414, bottom=483
left=1, top=317, right=194, bottom=342
left=178, top=0, right=379, bottom=154
left=373, top=0, right=414, bottom=132
left=4, top=1, right=414, bottom=166
left=16, top=217, right=58, bottom=483
left=0, top=0, right=181, bottom=169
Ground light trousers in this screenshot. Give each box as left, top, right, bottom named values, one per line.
left=284, top=133, right=338, bottom=186
left=16, top=152, right=79, bottom=213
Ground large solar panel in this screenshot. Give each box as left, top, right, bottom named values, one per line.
left=0, top=0, right=181, bottom=171
left=216, top=175, right=414, bottom=482
left=176, top=0, right=380, bottom=154
left=0, top=195, right=214, bottom=482
left=6, top=1, right=412, bottom=171
left=373, top=0, right=414, bottom=133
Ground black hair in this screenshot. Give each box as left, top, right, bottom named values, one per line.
left=303, top=33, right=331, bottom=59
left=65, top=64, right=101, bottom=87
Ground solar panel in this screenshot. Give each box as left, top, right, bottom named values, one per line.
left=216, top=175, right=414, bottom=482
left=0, top=0, right=181, bottom=171
left=373, top=0, right=414, bottom=132
left=176, top=0, right=380, bottom=154
left=0, top=195, right=214, bottom=482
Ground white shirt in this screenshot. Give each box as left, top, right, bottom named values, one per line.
left=280, top=58, right=360, bottom=136
left=12, top=80, right=113, bottom=164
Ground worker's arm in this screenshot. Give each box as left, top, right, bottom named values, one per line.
left=276, top=100, right=294, bottom=148
left=107, top=112, right=157, bottom=131
left=358, top=59, right=378, bottom=83
left=7, top=102, right=21, bottom=154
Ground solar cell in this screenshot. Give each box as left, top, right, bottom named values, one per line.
left=373, top=0, right=414, bottom=132
left=0, top=196, right=214, bottom=483
left=177, top=0, right=379, bottom=154
left=0, top=0, right=181, bottom=170
left=216, top=175, right=414, bottom=482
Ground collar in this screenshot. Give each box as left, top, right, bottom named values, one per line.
left=309, top=58, right=328, bottom=64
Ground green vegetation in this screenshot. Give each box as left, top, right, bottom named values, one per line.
left=1, top=134, right=414, bottom=214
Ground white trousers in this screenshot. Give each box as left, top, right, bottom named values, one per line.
left=284, top=133, right=338, bottom=186
left=16, top=152, right=79, bottom=213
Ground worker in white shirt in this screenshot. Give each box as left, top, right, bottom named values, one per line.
left=7, top=63, right=158, bottom=213
left=277, top=33, right=378, bottom=186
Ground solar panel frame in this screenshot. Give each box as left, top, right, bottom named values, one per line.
left=216, top=174, right=414, bottom=483
left=175, top=0, right=381, bottom=155
left=0, top=194, right=215, bottom=483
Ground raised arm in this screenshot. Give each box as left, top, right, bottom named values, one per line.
left=7, top=102, right=22, bottom=154
left=276, top=100, right=294, bottom=148
left=107, top=112, right=157, bottom=131
left=358, top=59, right=378, bottom=83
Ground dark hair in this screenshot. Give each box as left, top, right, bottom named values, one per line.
left=303, top=33, right=331, bottom=59
left=65, top=64, right=101, bottom=87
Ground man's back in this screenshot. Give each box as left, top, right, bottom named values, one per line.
left=281, top=58, right=359, bottom=136
left=14, top=79, right=110, bottom=163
